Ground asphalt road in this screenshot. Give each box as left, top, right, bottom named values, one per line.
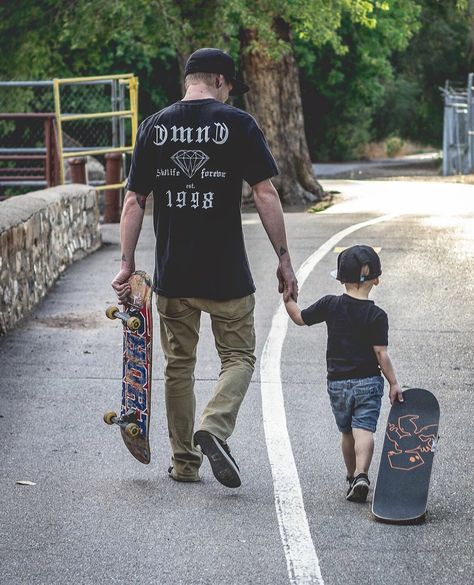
left=313, top=152, right=440, bottom=178
left=1, top=180, right=473, bottom=585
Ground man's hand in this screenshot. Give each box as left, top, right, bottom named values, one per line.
left=111, top=190, right=147, bottom=304
left=111, top=268, right=133, bottom=304
left=277, top=260, right=298, bottom=302
left=389, top=383, right=404, bottom=405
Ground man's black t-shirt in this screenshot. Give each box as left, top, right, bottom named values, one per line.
left=301, top=294, right=388, bottom=381
left=127, top=98, right=279, bottom=300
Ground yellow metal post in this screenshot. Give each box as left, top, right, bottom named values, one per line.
left=62, top=146, right=133, bottom=159
left=56, top=73, right=134, bottom=84
left=95, top=181, right=127, bottom=191
left=60, top=110, right=133, bottom=122
left=53, top=79, right=65, bottom=184
left=129, top=76, right=139, bottom=146
left=54, top=74, right=138, bottom=190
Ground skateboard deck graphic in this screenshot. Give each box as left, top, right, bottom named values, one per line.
left=104, top=271, right=153, bottom=464
left=372, top=388, right=440, bottom=523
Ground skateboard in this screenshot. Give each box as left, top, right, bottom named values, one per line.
left=372, top=388, right=440, bottom=523
left=103, top=271, right=153, bottom=464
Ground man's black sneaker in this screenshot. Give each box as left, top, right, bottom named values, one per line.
left=194, top=430, right=241, bottom=488
left=346, top=473, right=370, bottom=502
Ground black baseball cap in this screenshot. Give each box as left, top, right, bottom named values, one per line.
left=330, top=245, right=382, bottom=283
left=184, top=48, right=249, bottom=96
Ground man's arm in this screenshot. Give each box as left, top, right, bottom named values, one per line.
left=111, top=191, right=147, bottom=303
left=373, top=345, right=403, bottom=404
left=252, top=179, right=298, bottom=301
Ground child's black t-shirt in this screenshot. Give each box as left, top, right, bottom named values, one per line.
left=301, top=294, right=388, bottom=381
left=126, top=98, right=279, bottom=300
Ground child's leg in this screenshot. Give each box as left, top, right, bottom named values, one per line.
left=351, top=375, right=383, bottom=477
left=327, top=380, right=353, bottom=477
left=352, top=428, right=374, bottom=476
left=341, top=431, right=356, bottom=478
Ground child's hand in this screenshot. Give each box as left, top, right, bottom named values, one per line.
left=389, top=383, right=404, bottom=405
left=282, top=283, right=294, bottom=302
left=284, top=294, right=295, bottom=306
left=283, top=293, right=305, bottom=326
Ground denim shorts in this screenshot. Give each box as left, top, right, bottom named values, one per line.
left=327, top=376, right=384, bottom=433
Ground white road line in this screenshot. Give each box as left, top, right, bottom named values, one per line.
left=260, top=214, right=397, bottom=585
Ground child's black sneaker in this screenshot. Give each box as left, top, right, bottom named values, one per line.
left=345, top=474, right=353, bottom=495
left=194, top=430, right=241, bottom=488
left=346, top=473, right=370, bottom=502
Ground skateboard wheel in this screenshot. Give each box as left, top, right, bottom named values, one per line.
left=125, top=423, right=140, bottom=438
left=103, top=411, right=117, bottom=425
left=127, top=316, right=141, bottom=331
left=106, top=306, right=119, bottom=320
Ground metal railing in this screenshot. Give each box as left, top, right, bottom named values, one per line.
left=441, top=73, right=474, bottom=176
left=0, top=74, right=138, bottom=195
left=53, top=74, right=138, bottom=189
left=0, top=113, right=60, bottom=189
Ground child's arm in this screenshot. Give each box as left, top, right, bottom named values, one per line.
left=373, top=346, right=403, bottom=404
left=284, top=297, right=306, bottom=326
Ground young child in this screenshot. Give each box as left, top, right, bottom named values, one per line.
left=284, top=244, right=403, bottom=503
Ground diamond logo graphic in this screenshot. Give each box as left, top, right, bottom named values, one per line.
left=171, top=150, right=209, bottom=178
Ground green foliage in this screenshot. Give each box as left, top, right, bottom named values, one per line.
left=224, top=0, right=378, bottom=58
left=385, top=135, right=404, bottom=157
left=0, top=0, right=472, bottom=160
left=374, top=0, right=474, bottom=146
left=299, top=0, right=473, bottom=160
left=0, top=0, right=382, bottom=119
left=297, top=1, right=422, bottom=160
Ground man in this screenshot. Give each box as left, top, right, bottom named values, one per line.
left=112, top=48, right=298, bottom=488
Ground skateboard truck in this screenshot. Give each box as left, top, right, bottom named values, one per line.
left=103, top=409, right=141, bottom=438
left=105, top=305, right=141, bottom=331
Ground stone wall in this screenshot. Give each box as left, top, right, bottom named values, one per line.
left=0, top=185, right=101, bottom=334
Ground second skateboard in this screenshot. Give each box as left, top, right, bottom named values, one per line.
left=372, top=387, right=440, bottom=523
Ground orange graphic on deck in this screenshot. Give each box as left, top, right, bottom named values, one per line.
left=386, top=415, right=438, bottom=471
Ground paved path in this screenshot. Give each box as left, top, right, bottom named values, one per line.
left=1, top=180, right=473, bottom=585
left=313, top=152, right=440, bottom=177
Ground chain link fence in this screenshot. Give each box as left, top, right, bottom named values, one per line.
left=441, top=73, right=474, bottom=175
left=0, top=76, right=137, bottom=198
left=58, top=80, right=133, bottom=150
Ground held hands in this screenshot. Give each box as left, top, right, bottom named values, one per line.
left=389, top=383, right=404, bottom=405
left=277, top=260, right=298, bottom=302
left=111, top=268, right=133, bottom=304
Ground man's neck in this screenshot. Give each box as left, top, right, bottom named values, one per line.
left=182, top=85, right=219, bottom=102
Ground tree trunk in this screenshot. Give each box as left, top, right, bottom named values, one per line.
left=240, top=19, right=324, bottom=205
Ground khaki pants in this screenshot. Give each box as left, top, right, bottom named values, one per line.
left=157, top=294, right=256, bottom=479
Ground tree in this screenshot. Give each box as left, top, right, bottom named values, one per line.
left=228, top=1, right=381, bottom=203
left=141, top=0, right=326, bottom=204
left=295, top=0, right=422, bottom=160
left=239, top=19, right=322, bottom=204
left=374, top=0, right=474, bottom=147
left=0, top=1, right=443, bottom=202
